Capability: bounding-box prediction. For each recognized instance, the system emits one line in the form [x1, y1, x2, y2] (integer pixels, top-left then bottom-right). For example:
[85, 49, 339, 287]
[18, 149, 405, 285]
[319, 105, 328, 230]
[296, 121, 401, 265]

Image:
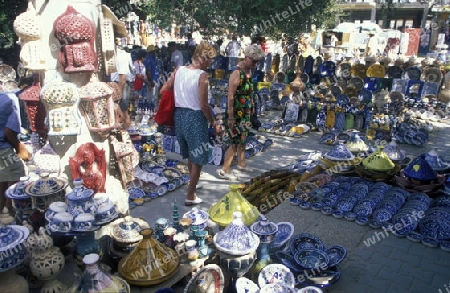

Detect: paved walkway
[127, 111, 450, 292]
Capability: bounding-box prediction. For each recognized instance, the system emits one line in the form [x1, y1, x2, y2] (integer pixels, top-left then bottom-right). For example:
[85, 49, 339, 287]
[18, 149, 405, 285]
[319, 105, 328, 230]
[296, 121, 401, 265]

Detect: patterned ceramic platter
[294, 248, 329, 270]
[236, 277, 259, 293]
[25, 177, 68, 197]
[127, 187, 145, 199]
[295, 266, 341, 288]
[272, 222, 295, 249]
[325, 245, 347, 267]
[184, 264, 225, 293]
[260, 283, 297, 293]
[421, 67, 442, 83]
[183, 208, 209, 226]
[258, 264, 295, 288]
[404, 66, 422, 80]
[274, 251, 303, 273]
[289, 233, 325, 254]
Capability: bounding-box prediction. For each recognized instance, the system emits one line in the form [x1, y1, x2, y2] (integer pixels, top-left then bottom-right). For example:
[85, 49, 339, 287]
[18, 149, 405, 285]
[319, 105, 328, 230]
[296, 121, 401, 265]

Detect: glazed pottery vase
[249, 216, 278, 280]
[195, 230, 209, 258]
[209, 184, 260, 227]
[118, 229, 180, 286]
[66, 253, 130, 293]
[28, 227, 66, 293]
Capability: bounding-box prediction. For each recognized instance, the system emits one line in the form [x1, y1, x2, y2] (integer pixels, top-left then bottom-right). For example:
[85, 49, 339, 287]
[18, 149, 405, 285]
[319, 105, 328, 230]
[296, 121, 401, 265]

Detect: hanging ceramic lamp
[118, 229, 180, 286]
[208, 184, 260, 227]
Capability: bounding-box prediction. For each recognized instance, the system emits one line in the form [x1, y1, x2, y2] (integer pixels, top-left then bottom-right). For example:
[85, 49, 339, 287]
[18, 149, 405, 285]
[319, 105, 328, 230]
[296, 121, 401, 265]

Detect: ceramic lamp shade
[79, 77, 116, 134]
[53, 6, 97, 73]
[17, 82, 47, 135]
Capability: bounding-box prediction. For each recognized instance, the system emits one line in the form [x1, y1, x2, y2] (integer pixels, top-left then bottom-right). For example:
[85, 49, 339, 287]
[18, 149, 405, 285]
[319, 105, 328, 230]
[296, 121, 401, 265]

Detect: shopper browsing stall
[217, 44, 265, 180]
[172, 42, 221, 206]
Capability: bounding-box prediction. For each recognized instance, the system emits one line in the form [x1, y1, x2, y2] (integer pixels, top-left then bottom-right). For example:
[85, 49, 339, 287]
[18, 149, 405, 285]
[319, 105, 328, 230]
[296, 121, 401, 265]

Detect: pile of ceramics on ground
[290, 174, 450, 251]
[130, 158, 190, 207]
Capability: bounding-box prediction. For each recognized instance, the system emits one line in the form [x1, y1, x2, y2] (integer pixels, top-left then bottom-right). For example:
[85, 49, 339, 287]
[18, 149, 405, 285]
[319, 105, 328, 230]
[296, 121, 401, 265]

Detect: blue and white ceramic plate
[299, 201, 311, 210]
[127, 187, 145, 199]
[406, 231, 424, 243]
[259, 284, 297, 293]
[355, 215, 369, 226]
[344, 212, 356, 221]
[294, 248, 329, 270]
[325, 245, 347, 267]
[371, 208, 393, 223]
[295, 266, 341, 288]
[332, 210, 345, 219]
[258, 264, 295, 288]
[236, 277, 259, 293]
[290, 233, 325, 254]
[272, 222, 294, 249]
[422, 236, 439, 248]
[439, 240, 450, 252]
[274, 251, 303, 273]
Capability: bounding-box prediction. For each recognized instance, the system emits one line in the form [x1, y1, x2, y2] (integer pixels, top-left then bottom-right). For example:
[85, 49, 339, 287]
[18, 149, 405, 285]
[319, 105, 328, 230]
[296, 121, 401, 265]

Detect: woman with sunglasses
[217, 44, 264, 180]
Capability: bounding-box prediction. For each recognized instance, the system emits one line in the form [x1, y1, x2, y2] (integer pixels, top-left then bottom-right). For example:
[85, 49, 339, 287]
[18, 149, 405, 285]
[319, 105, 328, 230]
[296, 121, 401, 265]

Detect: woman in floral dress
[218, 44, 265, 180]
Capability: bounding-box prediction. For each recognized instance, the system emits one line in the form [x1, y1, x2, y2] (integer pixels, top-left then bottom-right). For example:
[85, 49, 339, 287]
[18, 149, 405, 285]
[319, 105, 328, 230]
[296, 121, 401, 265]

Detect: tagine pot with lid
[362, 146, 395, 172]
[403, 154, 438, 182]
[209, 184, 260, 227]
[213, 212, 260, 256]
[118, 228, 180, 286]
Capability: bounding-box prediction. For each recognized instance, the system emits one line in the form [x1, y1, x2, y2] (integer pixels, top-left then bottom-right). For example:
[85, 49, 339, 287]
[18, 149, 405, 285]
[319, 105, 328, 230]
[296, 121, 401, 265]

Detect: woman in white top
[171, 42, 222, 206]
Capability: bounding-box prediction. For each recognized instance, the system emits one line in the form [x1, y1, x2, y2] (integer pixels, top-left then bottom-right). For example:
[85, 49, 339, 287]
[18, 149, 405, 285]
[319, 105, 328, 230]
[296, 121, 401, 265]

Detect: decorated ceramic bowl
[294, 248, 329, 270]
[289, 233, 325, 254]
[0, 225, 29, 272]
[236, 277, 259, 293]
[258, 264, 295, 288]
[272, 222, 294, 250]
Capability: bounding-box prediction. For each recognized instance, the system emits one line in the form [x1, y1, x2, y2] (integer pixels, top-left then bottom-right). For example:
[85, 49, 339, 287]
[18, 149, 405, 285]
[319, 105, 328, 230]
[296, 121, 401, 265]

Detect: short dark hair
[168, 41, 176, 47]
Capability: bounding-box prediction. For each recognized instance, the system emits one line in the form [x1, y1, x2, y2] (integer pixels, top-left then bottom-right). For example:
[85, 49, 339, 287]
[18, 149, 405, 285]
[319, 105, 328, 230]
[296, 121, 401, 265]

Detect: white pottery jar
[29, 227, 65, 281]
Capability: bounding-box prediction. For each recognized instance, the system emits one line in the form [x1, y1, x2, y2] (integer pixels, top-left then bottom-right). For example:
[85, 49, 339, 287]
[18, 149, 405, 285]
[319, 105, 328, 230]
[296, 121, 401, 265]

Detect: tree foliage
[132, 0, 339, 39]
[0, 0, 29, 66]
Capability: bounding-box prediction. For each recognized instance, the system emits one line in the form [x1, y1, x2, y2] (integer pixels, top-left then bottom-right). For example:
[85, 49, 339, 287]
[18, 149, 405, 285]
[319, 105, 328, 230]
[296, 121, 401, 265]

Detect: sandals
[237, 165, 255, 173]
[217, 169, 238, 181]
[185, 196, 203, 206]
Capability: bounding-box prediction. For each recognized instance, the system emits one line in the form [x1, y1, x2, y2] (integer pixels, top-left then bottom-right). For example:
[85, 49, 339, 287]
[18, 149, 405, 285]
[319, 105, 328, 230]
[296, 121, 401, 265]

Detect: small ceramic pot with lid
[110, 216, 150, 252]
[66, 179, 95, 218]
[45, 201, 67, 222]
[73, 213, 95, 231]
[49, 212, 73, 232]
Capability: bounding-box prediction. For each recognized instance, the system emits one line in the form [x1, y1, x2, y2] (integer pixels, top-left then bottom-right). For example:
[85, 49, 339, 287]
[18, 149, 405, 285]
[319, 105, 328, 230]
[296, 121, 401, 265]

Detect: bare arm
[198, 72, 214, 125]
[160, 69, 178, 94]
[4, 128, 30, 161]
[227, 70, 240, 127]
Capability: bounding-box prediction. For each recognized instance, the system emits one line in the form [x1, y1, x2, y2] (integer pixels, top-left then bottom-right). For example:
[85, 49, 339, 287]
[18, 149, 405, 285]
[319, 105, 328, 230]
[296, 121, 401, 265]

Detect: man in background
[144, 45, 160, 109]
[168, 41, 184, 70]
[110, 38, 134, 129]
